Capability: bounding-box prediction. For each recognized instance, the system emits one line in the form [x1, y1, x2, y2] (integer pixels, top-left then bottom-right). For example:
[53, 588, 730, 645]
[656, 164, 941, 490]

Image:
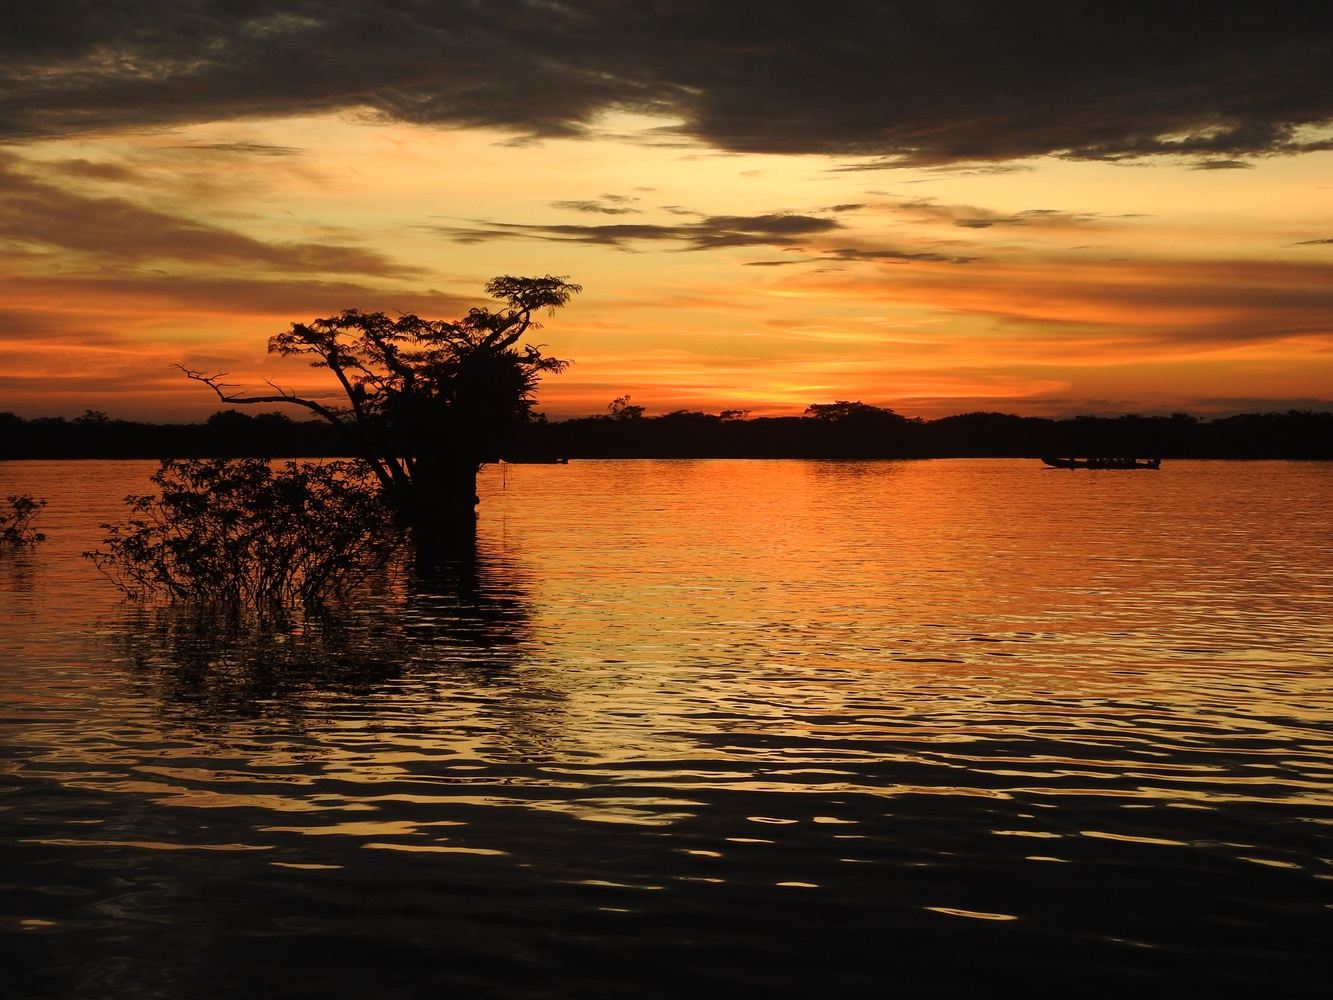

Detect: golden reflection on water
[1, 459, 1331, 993]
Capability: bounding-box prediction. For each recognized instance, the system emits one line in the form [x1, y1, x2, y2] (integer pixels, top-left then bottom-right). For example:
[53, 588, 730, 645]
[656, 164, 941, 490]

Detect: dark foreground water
[2, 459, 1330, 997]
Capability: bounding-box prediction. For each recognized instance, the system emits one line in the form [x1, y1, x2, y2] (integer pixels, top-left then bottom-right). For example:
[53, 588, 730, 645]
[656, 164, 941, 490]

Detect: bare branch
[176, 364, 348, 427]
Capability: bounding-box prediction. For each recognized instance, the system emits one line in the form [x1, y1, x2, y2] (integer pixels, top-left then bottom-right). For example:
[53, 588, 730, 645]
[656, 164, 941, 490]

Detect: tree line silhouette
[6, 404, 1329, 461]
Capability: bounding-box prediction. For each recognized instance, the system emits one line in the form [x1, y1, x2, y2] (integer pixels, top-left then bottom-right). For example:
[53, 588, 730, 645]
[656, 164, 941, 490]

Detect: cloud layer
[3, 2, 1332, 165]
[0, 154, 414, 276]
[430, 212, 841, 251]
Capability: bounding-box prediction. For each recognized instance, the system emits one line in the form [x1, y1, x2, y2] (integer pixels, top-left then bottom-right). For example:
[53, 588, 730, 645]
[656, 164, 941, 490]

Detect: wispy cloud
[0, 155, 418, 277]
[892, 199, 1136, 230]
[0, 270, 471, 319]
[549, 194, 641, 215]
[782, 255, 1333, 352]
[824, 246, 977, 264]
[427, 212, 842, 251]
[168, 142, 302, 156]
[1188, 158, 1253, 171]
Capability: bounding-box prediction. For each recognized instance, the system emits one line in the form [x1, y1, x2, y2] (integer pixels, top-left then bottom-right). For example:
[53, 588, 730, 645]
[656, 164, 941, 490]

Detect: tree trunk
[403, 458, 481, 565]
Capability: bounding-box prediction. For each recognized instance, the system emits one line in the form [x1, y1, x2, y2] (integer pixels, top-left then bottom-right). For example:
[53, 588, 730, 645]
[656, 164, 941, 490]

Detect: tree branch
[175, 365, 349, 428]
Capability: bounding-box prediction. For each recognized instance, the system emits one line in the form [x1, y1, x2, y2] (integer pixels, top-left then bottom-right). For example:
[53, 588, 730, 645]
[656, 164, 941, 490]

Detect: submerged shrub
[86, 458, 400, 612]
[1, 495, 46, 546]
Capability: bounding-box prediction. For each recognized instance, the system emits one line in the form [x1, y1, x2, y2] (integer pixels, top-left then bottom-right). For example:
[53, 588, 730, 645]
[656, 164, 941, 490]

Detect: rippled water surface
[2, 459, 1331, 996]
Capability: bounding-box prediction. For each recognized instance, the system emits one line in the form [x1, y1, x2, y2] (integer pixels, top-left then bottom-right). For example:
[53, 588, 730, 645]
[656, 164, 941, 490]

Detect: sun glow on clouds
[3, 104, 1332, 420]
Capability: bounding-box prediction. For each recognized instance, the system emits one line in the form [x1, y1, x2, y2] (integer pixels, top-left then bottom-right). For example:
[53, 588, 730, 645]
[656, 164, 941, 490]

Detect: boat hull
[1041, 457, 1161, 470]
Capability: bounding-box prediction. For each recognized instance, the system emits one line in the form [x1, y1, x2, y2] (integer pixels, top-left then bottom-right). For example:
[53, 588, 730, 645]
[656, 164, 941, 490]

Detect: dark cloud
[954, 212, 1065, 229]
[743, 243, 976, 266]
[1188, 158, 1253, 170]
[1291, 237, 1333, 246]
[0, 155, 418, 277]
[922, 164, 1037, 177]
[825, 246, 976, 265]
[1, 3, 1330, 165]
[169, 142, 302, 156]
[899, 201, 1108, 230]
[550, 195, 640, 215]
[430, 199, 982, 264]
[428, 213, 841, 251]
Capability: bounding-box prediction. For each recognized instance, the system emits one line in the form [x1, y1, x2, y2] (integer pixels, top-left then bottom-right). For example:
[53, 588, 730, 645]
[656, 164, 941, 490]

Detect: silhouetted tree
[181, 276, 580, 545]
[607, 394, 646, 420]
[801, 400, 919, 457]
[804, 400, 900, 422]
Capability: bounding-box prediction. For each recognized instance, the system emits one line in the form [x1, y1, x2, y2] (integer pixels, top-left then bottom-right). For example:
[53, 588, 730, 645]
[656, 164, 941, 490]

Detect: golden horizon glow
[3, 109, 1332, 422]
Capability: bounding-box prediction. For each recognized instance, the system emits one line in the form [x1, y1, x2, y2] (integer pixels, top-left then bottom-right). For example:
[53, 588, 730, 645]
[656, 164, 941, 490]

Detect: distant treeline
[0, 410, 346, 460]
[3, 404, 1331, 461]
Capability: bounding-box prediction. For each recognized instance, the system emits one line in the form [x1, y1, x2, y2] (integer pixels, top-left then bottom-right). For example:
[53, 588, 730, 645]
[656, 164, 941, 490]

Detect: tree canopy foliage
[606, 394, 645, 421]
[183, 275, 580, 531]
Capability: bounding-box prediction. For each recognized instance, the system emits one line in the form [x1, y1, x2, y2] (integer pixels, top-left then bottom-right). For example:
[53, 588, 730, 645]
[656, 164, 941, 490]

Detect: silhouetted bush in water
[86, 458, 400, 614]
[1, 495, 46, 546]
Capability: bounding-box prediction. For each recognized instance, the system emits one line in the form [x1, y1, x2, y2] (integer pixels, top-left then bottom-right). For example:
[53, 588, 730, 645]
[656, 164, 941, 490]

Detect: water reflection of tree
[0, 545, 39, 593]
[111, 544, 573, 755]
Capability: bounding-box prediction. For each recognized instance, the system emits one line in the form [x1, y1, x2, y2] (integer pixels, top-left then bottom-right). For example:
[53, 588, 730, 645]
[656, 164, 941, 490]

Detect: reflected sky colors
[2, 4, 1332, 420]
[2, 458, 1330, 993]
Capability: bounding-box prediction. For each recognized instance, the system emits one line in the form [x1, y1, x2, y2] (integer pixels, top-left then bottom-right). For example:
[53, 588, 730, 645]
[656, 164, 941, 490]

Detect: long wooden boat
[1041, 456, 1161, 470]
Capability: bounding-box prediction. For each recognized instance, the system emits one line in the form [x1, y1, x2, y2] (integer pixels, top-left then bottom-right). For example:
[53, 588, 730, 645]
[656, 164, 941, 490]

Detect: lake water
[2, 459, 1330, 996]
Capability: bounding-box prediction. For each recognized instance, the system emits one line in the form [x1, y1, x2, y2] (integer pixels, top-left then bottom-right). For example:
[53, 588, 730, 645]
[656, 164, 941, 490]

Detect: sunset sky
[3, 2, 1332, 421]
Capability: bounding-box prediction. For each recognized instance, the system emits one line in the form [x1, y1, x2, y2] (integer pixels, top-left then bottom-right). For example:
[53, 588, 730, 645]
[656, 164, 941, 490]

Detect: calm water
[2, 459, 1330, 996]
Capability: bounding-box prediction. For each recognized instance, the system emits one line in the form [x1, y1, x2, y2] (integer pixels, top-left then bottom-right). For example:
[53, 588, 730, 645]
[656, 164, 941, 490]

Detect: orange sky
[3, 6, 1332, 421]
